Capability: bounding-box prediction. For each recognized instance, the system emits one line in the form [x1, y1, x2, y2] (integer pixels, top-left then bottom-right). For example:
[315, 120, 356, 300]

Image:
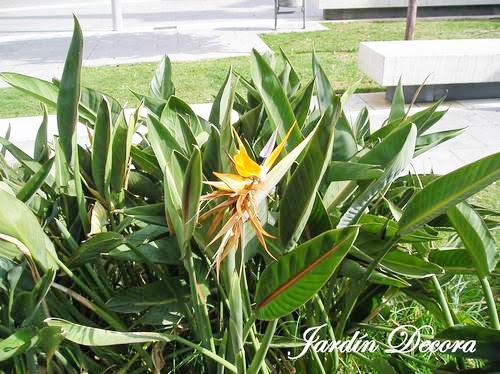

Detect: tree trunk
[405, 0, 418, 40]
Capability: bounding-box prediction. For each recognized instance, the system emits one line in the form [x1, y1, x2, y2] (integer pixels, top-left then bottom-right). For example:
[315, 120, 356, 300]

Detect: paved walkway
[0, 0, 325, 88]
[1, 93, 498, 175]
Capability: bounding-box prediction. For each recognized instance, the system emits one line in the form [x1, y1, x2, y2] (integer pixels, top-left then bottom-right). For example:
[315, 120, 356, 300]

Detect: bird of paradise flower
[200, 125, 317, 276]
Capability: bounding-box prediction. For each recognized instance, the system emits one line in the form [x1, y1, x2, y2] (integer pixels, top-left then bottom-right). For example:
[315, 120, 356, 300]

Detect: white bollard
[111, 0, 123, 31]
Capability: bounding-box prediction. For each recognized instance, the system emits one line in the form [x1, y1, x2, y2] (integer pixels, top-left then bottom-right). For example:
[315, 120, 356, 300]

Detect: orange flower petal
[263, 124, 295, 170]
[213, 172, 251, 192]
[232, 127, 262, 178]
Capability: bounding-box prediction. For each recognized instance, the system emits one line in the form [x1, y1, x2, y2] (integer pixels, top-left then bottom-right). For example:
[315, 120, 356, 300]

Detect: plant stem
[183, 243, 216, 353]
[166, 334, 237, 373]
[247, 319, 278, 374]
[314, 295, 339, 371]
[480, 275, 500, 330]
[431, 275, 454, 327]
[335, 235, 399, 337]
[431, 274, 466, 370]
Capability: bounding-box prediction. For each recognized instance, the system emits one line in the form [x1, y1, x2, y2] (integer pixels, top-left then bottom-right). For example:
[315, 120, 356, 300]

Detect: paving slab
[0, 0, 326, 88]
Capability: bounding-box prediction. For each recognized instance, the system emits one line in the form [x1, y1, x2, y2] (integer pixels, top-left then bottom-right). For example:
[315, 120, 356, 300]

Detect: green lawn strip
[1, 19, 499, 119]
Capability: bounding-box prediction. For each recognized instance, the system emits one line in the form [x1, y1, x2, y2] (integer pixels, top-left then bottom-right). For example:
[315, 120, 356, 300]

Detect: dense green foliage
[0, 18, 499, 373]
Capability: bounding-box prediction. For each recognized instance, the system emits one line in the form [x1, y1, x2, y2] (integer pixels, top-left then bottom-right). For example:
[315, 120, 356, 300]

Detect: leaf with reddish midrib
[254, 226, 358, 320]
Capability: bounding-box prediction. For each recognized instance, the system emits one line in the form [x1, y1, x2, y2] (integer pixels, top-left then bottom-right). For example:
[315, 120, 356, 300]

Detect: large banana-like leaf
[414, 128, 465, 157]
[16, 157, 54, 202]
[279, 98, 341, 248]
[46, 319, 165, 345]
[0, 73, 58, 107]
[91, 97, 112, 197]
[398, 152, 500, 236]
[57, 16, 83, 162]
[381, 251, 444, 278]
[149, 55, 175, 100]
[291, 79, 314, 129]
[0, 189, 59, 271]
[254, 226, 358, 320]
[387, 79, 405, 123]
[146, 115, 182, 171]
[312, 52, 357, 161]
[447, 202, 498, 277]
[436, 325, 500, 361]
[325, 161, 383, 182]
[429, 248, 475, 274]
[182, 148, 202, 245]
[163, 155, 185, 249]
[338, 123, 417, 227]
[250, 49, 302, 147]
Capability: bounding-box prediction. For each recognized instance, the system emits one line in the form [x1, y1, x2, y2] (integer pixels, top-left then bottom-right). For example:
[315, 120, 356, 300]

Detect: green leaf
[45, 319, 166, 346]
[381, 251, 444, 278]
[0, 137, 33, 164]
[163, 156, 184, 248]
[436, 325, 500, 360]
[398, 152, 500, 236]
[106, 280, 188, 313]
[110, 110, 134, 196]
[255, 226, 359, 320]
[130, 146, 163, 180]
[57, 16, 83, 161]
[447, 202, 498, 277]
[34, 105, 49, 163]
[247, 320, 278, 374]
[326, 161, 383, 182]
[106, 237, 181, 264]
[332, 113, 357, 161]
[415, 128, 465, 157]
[429, 248, 475, 274]
[0, 189, 59, 271]
[353, 107, 370, 145]
[123, 203, 166, 226]
[0, 73, 58, 107]
[339, 259, 410, 288]
[312, 51, 333, 114]
[338, 123, 417, 227]
[131, 90, 166, 117]
[72, 137, 90, 233]
[250, 49, 301, 147]
[291, 79, 314, 129]
[280, 98, 342, 248]
[182, 148, 202, 246]
[388, 78, 405, 123]
[92, 97, 112, 197]
[279, 48, 300, 97]
[215, 68, 237, 171]
[0, 328, 38, 362]
[311, 52, 357, 161]
[69, 232, 124, 267]
[146, 115, 183, 171]
[16, 157, 54, 202]
[149, 55, 175, 100]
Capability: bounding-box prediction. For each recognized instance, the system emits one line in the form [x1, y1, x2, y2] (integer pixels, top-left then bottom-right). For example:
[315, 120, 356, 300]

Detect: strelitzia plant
[0, 17, 499, 374]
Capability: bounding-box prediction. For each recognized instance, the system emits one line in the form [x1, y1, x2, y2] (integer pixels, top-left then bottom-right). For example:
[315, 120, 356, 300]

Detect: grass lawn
[1, 19, 500, 119]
